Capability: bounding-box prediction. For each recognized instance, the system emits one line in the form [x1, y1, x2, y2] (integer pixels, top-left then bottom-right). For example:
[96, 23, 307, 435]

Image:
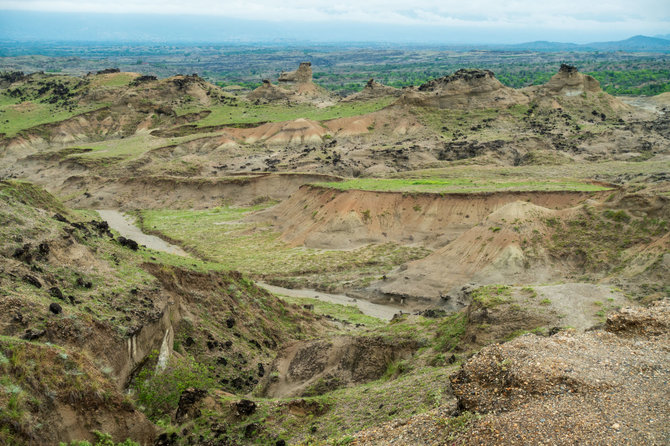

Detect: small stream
[97, 210, 190, 257]
[258, 283, 400, 321]
[98, 209, 400, 321]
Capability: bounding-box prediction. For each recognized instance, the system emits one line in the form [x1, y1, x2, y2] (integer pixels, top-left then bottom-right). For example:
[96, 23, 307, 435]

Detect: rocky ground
[354, 301, 670, 445]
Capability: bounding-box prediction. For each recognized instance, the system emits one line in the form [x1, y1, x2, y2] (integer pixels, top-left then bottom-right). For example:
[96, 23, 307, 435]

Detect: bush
[434, 312, 468, 352]
[59, 431, 139, 446]
[603, 209, 630, 223]
[133, 352, 215, 421]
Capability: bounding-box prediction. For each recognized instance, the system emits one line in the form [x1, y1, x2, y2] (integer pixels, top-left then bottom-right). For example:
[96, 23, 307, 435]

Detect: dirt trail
[258, 283, 400, 321]
[97, 209, 190, 257]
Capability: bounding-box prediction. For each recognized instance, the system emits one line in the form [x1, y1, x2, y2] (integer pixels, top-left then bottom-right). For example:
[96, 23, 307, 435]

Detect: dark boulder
[49, 287, 64, 300]
[52, 213, 69, 223]
[13, 244, 32, 263]
[118, 237, 139, 251]
[235, 399, 257, 416]
[225, 318, 235, 328]
[244, 423, 260, 438]
[154, 432, 179, 446]
[418, 308, 447, 318]
[23, 274, 42, 288]
[21, 328, 45, 340]
[96, 68, 120, 74]
[49, 302, 62, 315]
[75, 277, 93, 289]
[559, 63, 578, 74]
[175, 388, 208, 423]
[130, 75, 158, 86]
[38, 243, 50, 257]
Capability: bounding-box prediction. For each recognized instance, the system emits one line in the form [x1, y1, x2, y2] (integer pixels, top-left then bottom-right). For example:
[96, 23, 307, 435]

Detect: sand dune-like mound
[397, 69, 530, 109]
[375, 201, 558, 303]
[255, 186, 605, 252]
[228, 118, 328, 144]
[248, 79, 291, 102]
[323, 107, 422, 137]
[526, 64, 631, 112]
[342, 78, 402, 102]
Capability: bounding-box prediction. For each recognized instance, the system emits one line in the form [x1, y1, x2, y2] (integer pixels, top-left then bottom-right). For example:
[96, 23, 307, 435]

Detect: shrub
[603, 209, 630, 223]
[59, 431, 140, 446]
[434, 312, 468, 352]
[133, 352, 215, 421]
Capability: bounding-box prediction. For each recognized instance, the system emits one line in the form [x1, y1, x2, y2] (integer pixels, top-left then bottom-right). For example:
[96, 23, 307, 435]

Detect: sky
[0, 0, 669, 43]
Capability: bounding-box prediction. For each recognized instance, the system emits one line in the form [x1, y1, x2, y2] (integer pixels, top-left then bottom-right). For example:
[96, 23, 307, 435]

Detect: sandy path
[97, 209, 190, 257]
[258, 282, 400, 321]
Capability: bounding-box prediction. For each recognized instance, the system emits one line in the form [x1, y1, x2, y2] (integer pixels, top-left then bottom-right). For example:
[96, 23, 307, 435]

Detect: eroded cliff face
[278, 62, 313, 84]
[249, 62, 335, 104]
[398, 68, 531, 109]
[543, 63, 602, 96]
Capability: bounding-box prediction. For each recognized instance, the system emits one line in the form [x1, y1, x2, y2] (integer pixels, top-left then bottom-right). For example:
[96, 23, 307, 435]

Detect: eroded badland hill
[0, 61, 668, 445]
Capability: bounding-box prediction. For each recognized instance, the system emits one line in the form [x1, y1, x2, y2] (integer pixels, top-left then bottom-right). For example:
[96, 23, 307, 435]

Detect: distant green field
[72, 130, 223, 160]
[316, 178, 612, 193]
[88, 73, 137, 88]
[0, 96, 107, 137]
[179, 96, 396, 127]
[393, 160, 669, 184]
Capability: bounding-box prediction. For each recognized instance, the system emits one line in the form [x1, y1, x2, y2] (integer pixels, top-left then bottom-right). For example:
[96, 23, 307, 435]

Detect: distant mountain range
[502, 35, 670, 52]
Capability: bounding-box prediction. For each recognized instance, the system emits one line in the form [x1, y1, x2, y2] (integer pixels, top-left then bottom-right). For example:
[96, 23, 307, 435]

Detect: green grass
[88, 73, 137, 88]
[433, 312, 468, 352]
[137, 206, 431, 291]
[277, 295, 385, 328]
[178, 96, 395, 127]
[471, 285, 512, 308]
[392, 160, 669, 187]
[0, 337, 130, 444]
[315, 178, 610, 194]
[544, 205, 668, 291]
[198, 364, 457, 445]
[0, 97, 107, 137]
[70, 130, 223, 160]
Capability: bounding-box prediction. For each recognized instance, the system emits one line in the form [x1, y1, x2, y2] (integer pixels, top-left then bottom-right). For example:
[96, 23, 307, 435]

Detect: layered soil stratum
[0, 63, 668, 445]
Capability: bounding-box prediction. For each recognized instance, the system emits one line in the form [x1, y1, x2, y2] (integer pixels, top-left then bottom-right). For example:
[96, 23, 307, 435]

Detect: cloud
[0, 0, 668, 38]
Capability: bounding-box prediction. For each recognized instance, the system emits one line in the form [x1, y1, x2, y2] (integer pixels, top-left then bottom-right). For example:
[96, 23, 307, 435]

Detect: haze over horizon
[0, 0, 669, 44]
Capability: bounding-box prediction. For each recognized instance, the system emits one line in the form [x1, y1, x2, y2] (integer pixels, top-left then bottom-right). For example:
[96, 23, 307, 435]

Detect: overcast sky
[1, 0, 669, 43]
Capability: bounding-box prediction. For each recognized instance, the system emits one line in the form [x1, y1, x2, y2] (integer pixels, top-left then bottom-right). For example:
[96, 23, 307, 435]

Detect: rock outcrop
[397, 68, 530, 109]
[260, 336, 416, 397]
[525, 64, 631, 112]
[541, 63, 601, 96]
[248, 62, 335, 104]
[342, 78, 402, 102]
[247, 79, 290, 102]
[278, 62, 313, 84]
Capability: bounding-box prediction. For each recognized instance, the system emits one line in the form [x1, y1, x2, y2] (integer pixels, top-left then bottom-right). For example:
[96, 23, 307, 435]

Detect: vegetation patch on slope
[315, 178, 611, 194]
[137, 206, 430, 292]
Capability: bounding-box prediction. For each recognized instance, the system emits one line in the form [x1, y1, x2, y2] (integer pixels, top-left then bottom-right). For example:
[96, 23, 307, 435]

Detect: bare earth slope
[354, 300, 670, 445]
